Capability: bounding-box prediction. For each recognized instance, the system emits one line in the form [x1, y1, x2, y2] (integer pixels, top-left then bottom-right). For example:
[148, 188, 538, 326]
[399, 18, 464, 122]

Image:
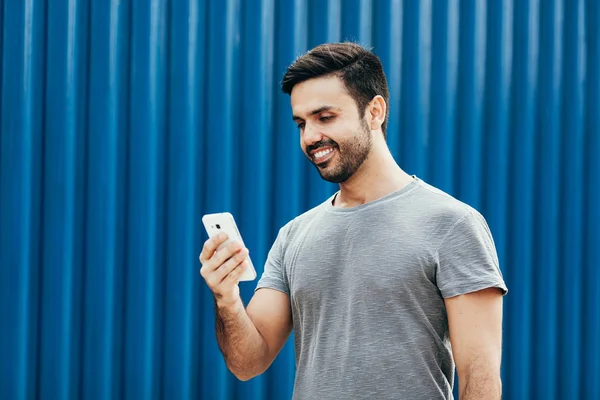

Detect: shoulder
[410, 179, 490, 244]
[273, 198, 331, 244]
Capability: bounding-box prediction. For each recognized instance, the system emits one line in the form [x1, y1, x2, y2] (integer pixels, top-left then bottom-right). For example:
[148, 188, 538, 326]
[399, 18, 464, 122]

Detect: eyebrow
[292, 105, 340, 121]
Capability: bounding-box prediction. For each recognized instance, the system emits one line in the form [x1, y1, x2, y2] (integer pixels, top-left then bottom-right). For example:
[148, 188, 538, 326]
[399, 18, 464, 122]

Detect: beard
[305, 118, 373, 183]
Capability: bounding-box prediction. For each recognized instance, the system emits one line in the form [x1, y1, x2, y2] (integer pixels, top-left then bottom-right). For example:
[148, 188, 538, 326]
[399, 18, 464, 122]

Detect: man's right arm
[200, 234, 292, 381]
[214, 288, 292, 380]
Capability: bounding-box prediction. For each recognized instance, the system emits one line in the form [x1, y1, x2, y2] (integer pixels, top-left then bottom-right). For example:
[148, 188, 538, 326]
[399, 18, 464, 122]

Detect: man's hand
[199, 233, 250, 307]
[198, 234, 293, 381]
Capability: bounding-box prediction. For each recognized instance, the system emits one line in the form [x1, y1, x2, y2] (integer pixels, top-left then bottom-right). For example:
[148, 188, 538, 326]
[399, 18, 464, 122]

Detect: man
[199, 42, 507, 399]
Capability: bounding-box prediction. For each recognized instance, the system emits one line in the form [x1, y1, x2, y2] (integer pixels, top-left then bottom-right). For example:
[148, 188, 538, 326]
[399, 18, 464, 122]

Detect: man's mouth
[311, 147, 335, 164]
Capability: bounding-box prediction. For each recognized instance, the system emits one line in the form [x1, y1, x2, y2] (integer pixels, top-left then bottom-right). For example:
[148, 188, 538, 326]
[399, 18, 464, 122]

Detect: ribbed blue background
[1, 0, 599, 399]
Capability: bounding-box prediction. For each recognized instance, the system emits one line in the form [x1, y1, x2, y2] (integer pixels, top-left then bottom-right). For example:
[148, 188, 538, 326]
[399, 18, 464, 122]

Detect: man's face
[291, 76, 372, 183]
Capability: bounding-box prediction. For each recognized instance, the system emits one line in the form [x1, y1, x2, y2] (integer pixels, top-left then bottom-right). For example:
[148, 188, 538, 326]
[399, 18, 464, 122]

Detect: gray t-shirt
[256, 177, 508, 399]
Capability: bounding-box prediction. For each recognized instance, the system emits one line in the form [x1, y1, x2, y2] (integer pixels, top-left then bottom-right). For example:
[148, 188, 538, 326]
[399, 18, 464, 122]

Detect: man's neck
[333, 145, 414, 208]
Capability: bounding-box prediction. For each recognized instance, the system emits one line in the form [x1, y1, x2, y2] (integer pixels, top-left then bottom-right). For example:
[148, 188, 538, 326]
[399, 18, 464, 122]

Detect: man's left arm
[445, 287, 504, 400]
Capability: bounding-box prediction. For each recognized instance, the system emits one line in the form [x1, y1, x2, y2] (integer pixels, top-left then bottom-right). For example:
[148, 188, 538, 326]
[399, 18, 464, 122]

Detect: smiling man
[199, 42, 508, 400]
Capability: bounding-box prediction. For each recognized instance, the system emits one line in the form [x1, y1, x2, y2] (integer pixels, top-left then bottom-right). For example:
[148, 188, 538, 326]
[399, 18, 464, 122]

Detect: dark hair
[281, 42, 390, 138]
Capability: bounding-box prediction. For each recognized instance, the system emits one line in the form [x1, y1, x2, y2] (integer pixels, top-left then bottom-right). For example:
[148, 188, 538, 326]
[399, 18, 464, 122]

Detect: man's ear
[367, 95, 387, 131]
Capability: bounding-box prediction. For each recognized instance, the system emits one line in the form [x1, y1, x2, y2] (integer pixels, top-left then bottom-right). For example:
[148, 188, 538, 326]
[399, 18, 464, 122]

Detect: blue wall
[1, 0, 599, 399]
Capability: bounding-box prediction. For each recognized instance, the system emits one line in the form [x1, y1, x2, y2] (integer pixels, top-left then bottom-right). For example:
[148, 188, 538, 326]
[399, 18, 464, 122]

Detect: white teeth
[315, 149, 333, 158]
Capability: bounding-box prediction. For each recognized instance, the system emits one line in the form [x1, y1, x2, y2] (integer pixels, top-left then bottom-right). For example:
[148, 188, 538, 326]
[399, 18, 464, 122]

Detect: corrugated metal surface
[1, 0, 599, 399]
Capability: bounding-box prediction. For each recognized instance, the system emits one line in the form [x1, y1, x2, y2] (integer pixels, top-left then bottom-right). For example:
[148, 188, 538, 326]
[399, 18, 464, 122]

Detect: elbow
[457, 366, 502, 399]
[224, 340, 272, 381]
[232, 370, 257, 382]
[227, 363, 266, 382]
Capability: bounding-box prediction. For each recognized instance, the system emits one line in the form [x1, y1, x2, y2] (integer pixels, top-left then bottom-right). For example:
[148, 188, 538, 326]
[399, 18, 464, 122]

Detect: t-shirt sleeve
[435, 210, 508, 298]
[254, 226, 290, 296]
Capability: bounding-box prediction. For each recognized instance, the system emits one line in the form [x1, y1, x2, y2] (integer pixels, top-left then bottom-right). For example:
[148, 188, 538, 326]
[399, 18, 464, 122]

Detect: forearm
[214, 297, 269, 380]
[459, 370, 502, 400]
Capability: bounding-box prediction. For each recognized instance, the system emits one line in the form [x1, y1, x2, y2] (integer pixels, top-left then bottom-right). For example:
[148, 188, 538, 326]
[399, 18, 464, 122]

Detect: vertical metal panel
[372, 0, 403, 160]
[84, 0, 113, 397]
[162, 0, 205, 398]
[83, 2, 130, 400]
[202, 0, 241, 398]
[481, 0, 510, 271]
[505, 1, 538, 398]
[0, 1, 44, 399]
[429, 0, 454, 191]
[40, 0, 88, 398]
[124, 0, 167, 398]
[400, 0, 426, 175]
[583, 4, 600, 400]
[455, 0, 486, 208]
[1, 1, 599, 399]
[532, 1, 561, 398]
[559, 1, 585, 398]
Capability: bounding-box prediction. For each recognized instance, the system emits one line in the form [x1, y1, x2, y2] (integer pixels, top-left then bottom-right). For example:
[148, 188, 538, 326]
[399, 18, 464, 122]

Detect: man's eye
[320, 116, 333, 122]
[297, 123, 305, 130]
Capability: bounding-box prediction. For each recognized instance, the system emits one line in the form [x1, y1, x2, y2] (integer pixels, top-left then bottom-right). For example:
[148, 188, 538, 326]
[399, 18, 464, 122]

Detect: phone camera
[216, 224, 221, 229]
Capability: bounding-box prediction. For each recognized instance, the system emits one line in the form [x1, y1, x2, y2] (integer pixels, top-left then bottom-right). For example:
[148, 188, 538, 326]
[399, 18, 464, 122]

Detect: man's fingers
[213, 248, 248, 283]
[200, 241, 247, 288]
[199, 233, 229, 264]
[198, 233, 248, 306]
[211, 240, 244, 268]
[224, 261, 249, 284]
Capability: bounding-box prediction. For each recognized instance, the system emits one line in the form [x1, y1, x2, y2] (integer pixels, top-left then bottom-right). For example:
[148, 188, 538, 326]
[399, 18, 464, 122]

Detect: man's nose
[303, 123, 323, 145]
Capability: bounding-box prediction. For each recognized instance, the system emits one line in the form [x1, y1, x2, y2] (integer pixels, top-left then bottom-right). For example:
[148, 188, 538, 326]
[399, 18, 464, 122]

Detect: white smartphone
[201, 212, 257, 282]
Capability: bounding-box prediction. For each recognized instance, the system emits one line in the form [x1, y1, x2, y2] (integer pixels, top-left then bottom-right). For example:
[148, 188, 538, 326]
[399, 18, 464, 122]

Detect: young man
[199, 42, 508, 399]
